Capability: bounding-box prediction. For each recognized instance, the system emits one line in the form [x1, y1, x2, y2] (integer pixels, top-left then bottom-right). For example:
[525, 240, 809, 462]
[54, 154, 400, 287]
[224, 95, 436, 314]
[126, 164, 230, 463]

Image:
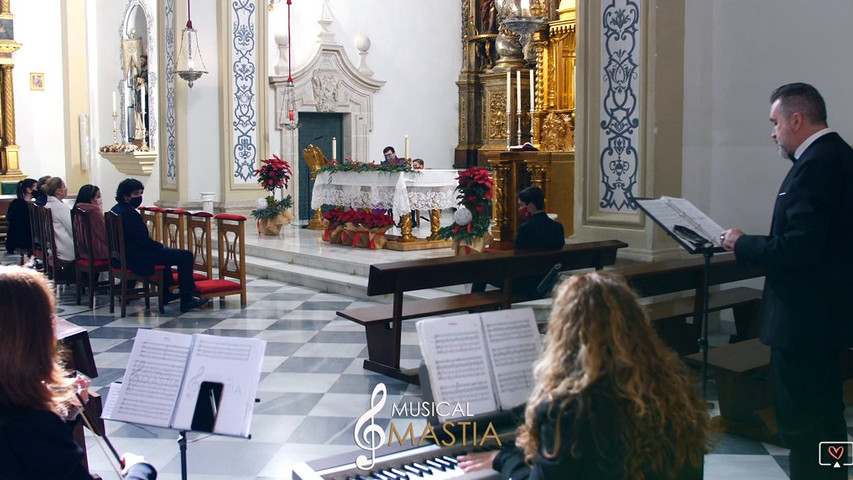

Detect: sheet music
[481, 309, 542, 410]
[171, 334, 266, 437]
[637, 197, 725, 248]
[416, 314, 498, 419]
[100, 382, 122, 420]
[110, 329, 192, 428]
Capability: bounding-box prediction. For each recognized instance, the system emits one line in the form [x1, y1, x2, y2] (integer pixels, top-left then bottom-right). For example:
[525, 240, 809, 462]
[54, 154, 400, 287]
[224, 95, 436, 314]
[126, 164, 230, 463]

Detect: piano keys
[291, 432, 511, 480]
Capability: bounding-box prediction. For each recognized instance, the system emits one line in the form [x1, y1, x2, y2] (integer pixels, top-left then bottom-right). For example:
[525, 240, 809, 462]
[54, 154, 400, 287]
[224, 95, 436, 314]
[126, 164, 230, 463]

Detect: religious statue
[133, 55, 149, 146]
[480, 0, 497, 34]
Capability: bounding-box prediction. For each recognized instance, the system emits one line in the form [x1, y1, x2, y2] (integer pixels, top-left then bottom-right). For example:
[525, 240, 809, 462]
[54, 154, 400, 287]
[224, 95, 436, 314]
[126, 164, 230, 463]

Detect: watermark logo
[353, 383, 387, 470]
[819, 441, 853, 468]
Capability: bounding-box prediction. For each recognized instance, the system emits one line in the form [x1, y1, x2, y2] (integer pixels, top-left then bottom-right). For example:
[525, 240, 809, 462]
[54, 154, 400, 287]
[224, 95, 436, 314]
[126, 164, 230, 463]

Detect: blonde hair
[42, 177, 65, 197]
[0, 267, 76, 416]
[515, 272, 710, 479]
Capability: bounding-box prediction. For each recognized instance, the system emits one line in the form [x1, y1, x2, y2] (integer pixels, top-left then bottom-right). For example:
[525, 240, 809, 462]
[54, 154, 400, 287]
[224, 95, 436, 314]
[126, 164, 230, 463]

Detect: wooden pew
[616, 254, 765, 354]
[338, 240, 627, 383]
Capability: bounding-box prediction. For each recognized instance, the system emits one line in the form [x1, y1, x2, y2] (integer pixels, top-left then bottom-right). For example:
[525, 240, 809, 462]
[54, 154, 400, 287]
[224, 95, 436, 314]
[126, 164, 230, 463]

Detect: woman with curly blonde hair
[459, 271, 710, 479]
[0, 266, 156, 479]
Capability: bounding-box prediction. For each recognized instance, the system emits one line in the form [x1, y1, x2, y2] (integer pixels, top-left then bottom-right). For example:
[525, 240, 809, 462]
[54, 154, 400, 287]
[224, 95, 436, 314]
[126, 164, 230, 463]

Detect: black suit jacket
[515, 212, 565, 250]
[0, 407, 156, 480]
[735, 132, 853, 350]
[110, 202, 164, 276]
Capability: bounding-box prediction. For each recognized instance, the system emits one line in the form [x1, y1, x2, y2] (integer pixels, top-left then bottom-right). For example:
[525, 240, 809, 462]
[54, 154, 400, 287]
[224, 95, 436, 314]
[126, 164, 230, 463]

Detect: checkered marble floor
[39, 275, 846, 480]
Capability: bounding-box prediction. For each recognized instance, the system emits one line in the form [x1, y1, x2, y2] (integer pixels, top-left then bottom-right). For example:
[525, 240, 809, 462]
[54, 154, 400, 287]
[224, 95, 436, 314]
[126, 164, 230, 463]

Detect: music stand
[636, 198, 726, 403]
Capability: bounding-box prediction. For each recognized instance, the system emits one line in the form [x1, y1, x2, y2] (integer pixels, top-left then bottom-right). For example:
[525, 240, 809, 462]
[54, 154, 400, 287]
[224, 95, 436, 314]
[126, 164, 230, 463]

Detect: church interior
[2, 0, 853, 478]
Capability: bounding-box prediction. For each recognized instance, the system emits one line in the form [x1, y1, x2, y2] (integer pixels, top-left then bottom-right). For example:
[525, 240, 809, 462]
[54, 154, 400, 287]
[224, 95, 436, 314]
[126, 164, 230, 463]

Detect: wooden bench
[338, 240, 628, 383]
[616, 254, 766, 355]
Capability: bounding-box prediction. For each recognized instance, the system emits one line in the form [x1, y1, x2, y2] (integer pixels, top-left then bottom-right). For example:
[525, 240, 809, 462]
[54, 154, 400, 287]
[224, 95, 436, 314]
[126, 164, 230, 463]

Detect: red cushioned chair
[72, 208, 109, 308]
[162, 208, 188, 250]
[139, 206, 163, 242]
[41, 207, 75, 287]
[186, 211, 214, 282]
[193, 213, 247, 307]
[105, 212, 165, 318]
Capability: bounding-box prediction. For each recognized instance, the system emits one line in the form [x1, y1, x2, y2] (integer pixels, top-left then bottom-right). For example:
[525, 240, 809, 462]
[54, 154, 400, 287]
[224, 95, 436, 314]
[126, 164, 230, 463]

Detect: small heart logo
[829, 445, 845, 461]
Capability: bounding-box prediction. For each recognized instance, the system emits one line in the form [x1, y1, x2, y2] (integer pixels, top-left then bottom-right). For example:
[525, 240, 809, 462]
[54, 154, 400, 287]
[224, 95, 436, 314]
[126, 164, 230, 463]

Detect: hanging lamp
[280, 0, 299, 130]
[174, 0, 208, 88]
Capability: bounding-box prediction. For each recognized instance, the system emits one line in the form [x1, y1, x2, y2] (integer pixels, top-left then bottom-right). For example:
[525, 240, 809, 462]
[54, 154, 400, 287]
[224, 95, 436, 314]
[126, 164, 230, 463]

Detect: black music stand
[636, 198, 725, 403]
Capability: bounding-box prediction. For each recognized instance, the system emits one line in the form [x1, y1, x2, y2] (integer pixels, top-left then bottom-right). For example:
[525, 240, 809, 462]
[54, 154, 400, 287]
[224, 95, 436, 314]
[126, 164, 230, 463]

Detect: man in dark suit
[472, 186, 565, 297]
[110, 178, 208, 312]
[722, 83, 853, 480]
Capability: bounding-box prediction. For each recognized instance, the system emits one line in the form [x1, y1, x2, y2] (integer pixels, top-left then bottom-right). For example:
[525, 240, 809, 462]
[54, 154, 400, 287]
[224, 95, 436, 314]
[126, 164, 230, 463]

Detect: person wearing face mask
[42, 177, 75, 262]
[72, 184, 109, 261]
[109, 178, 208, 312]
[5, 178, 37, 257]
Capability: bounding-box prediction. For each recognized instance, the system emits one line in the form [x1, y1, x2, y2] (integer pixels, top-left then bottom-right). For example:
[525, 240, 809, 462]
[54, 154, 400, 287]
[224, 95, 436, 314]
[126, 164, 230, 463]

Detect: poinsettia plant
[317, 157, 415, 175]
[251, 155, 294, 220]
[433, 167, 494, 244]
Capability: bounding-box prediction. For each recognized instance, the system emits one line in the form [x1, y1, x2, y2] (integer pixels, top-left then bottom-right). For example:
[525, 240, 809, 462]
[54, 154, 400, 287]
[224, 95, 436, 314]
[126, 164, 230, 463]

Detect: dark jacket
[110, 201, 164, 276]
[494, 387, 702, 480]
[734, 132, 853, 350]
[514, 212, 565, 250]
[0, 407, 156, 480]
[5, 199, 31, 254]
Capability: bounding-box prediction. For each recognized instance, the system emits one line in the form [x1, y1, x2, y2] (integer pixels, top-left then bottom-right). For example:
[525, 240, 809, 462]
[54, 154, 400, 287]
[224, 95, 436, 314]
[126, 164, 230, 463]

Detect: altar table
[310, 169, 458, 242]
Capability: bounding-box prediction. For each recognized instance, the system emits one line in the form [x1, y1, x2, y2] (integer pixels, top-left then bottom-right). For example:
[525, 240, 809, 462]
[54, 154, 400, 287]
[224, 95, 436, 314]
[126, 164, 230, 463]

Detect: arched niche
[118, 0, 157, 152]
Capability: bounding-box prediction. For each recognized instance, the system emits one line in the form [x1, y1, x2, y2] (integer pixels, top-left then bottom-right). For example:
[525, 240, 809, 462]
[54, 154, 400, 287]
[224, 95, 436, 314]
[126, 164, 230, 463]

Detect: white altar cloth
[310, 169, 458, 216]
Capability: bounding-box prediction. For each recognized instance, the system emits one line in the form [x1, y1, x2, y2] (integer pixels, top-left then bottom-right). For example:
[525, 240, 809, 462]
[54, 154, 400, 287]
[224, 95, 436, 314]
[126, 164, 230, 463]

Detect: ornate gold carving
[460, 96, 467, 142]
[489, 92, 508, 140]
[2, 64, 14, 145]
[303, 144, 330, 230]
[0, 1, 9, 15]
[540, 112, 574, 152]
[430, 209, 441, 237]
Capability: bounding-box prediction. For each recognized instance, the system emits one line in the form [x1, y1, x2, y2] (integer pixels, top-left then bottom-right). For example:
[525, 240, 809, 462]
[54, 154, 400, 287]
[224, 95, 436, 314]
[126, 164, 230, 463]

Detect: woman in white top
[42, 177, 74, 261]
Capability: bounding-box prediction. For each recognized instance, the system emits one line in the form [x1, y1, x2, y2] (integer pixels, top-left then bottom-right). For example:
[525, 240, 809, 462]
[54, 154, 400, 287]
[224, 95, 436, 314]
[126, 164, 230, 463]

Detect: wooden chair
[26, 202, 45, 272]
[139, 206, 163, 242]
[72, 208, 109, 308]
[162, 208, 188, 249]
[105, 212, 165, 318]
[41, 207, 75, 287]
[187, 211, 214, 281]
[193, 214, 247, 307]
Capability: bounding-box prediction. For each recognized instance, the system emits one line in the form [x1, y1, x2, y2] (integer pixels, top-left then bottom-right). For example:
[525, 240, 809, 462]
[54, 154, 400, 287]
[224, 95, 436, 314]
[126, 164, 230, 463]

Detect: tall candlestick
[516, 70, 522, 111]
[112, 91, 117, 115]
[404, 135, 410, 159]
[506, 70, 511, 109]
[332, 137, 337, 161]
[529, 69, 535, 111]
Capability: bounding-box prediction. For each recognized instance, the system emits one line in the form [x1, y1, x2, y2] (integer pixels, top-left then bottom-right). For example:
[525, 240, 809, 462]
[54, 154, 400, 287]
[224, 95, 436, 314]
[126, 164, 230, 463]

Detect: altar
[310, 169, 459, 250]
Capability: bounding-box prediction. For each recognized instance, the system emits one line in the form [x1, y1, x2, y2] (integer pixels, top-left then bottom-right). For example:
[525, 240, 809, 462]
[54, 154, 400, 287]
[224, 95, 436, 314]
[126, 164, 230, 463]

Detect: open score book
[416, 308, 542, 420]
[636, 196, 726, 253]
[102, 329, 266, 438]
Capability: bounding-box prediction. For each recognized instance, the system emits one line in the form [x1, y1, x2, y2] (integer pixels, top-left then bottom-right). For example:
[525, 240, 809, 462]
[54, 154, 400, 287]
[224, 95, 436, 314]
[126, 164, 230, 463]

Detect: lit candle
[506, 70, 511, 110]
[529, 69, 535, 111]
[332, 137, 337, 161]
[404, 135, 410, 159]
[112, 91, 117, 115]
[187, 57, 195, 71]
[516, 70, 522, 111]
[141, 87, 146, 115]
[288, 110, 294, 121]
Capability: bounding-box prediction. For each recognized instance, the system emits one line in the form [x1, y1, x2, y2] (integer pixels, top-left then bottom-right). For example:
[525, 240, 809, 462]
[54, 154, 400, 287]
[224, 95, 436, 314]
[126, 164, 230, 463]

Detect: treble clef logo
[354, 383, 387, 470]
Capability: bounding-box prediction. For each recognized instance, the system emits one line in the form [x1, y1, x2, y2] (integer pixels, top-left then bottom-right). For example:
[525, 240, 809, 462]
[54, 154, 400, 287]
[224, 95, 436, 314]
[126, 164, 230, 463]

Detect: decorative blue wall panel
[165, 0, 176, 184]
[599, 0, 640, 211]
[232, 0, 257, 183]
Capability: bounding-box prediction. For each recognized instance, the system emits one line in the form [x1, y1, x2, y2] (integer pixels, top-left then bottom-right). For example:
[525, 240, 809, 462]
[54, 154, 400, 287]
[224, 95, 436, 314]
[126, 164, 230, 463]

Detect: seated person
[33, 175, 51, 206]
[472, 186, 564, 297]
[42, 177, 75, 261]
[381, 146, 406, 167]
[5, 178, 37, 256]
[73, 184, 109, 260]
[412, 158, 424, 169]
[0, 266, 157, 479]
[110, 178, 208, 312]
[459, 272, 709, 480]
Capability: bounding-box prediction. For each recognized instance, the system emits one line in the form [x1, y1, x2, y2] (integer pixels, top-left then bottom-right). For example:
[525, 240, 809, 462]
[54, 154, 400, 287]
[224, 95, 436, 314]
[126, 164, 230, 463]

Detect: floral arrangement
[433, 167, 494, 244]
[251, 155, 293, 220]
[321, 208, 395, 249]
[317, 158, 414, 175]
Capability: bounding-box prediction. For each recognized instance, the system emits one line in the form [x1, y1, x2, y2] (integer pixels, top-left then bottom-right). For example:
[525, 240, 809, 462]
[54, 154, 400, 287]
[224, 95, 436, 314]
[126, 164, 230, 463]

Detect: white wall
[683, 0, 853, 236]
[13, 1, 66, 181]
[267, 0, 462, 168]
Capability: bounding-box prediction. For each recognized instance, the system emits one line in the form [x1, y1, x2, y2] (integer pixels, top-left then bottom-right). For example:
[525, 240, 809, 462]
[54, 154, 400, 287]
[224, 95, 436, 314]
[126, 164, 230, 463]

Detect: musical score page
[637, 196, 725, 250]
[481, 309, 542, 410]
[416, 314, 498, 419]
[108, 329, 191, 428]
[171, 334, 266, 437]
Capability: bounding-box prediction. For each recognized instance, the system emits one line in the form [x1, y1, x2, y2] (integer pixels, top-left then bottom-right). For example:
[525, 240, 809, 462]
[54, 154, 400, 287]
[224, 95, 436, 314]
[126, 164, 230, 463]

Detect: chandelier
[174, 0, 208, 88]
[279, 0, 298, 130]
